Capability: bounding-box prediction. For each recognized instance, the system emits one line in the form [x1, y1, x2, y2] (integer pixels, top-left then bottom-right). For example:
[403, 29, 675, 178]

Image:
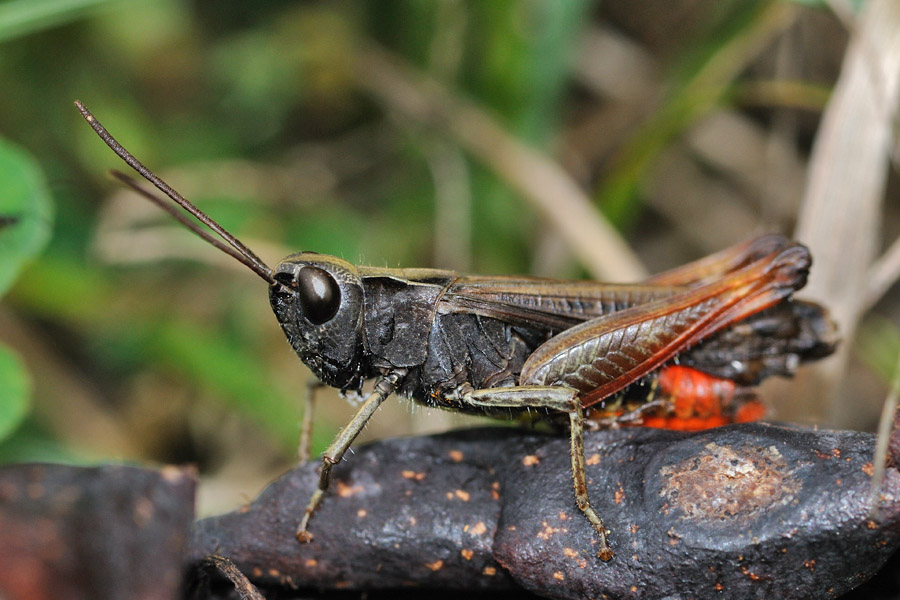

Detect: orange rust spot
[614, 483, 625, 505]
[483, 566, 497, 576]
[740, 566, 762, 581]
[586, 453, 601, 466]
[402, 470, 426, 481]
[537, 521, 566, 540]
[715, 582, 724, 591]
[268, 568, 281, 577]
[563, 548, 578, 558]
[630, 524, 639, 534]
[425, 560, 444, 571]
[336, 481, 364, 498]
[252, 567, 263, 577]
[835, 479, 842, 486]
[558, 511, 570, 520]
[461, 549, 474, 561]
[491, 482, 500, 500]
[304, 559, 318, 568]
[470, 521, 487, 535]
[449, 450, 464, 462]
[455, 489, 471, 501]
[523, 455, 540, 466]
[553, 571, 565, 581]
[631, 585, 638, 593]
[357, 509, 367, 518]
[445, 492, 454, 500]
[804, 559, 815, 572]
[863, 462, 875, 476]
[867, 520, 878, 530]
[832, 449, 841, 458]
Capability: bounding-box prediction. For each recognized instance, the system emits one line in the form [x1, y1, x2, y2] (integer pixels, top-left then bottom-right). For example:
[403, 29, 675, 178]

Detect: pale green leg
[296, 373, 402, 543]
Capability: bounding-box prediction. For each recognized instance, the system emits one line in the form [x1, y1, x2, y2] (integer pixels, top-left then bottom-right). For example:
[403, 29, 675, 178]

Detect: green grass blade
[0, 139, 53, 296]
[0, 345, 30, 442]
[0, 0, 127, 43]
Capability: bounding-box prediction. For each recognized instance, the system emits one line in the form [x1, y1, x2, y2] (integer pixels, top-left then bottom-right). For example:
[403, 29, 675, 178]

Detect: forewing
[438, 277, 686, 332]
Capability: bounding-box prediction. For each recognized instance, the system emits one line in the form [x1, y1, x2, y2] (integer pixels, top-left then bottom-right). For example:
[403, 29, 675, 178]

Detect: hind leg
[449, 385, 613, 561]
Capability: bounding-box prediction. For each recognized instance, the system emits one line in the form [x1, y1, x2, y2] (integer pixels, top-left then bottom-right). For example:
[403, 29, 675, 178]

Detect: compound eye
[296, 266, 341, 324]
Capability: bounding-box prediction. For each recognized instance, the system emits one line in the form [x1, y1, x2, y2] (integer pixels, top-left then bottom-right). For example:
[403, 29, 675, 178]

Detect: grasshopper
[75, 101, 835, 561]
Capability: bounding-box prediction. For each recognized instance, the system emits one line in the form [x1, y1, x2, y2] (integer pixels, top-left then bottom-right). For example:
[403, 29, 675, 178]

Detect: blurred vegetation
[0, 0, 897, 513]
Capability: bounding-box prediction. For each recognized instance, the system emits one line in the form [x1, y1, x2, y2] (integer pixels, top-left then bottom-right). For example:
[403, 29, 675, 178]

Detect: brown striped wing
[436, 234, 795, 334]
[518, 243, 811, 408]
[438, 278, 685, 331]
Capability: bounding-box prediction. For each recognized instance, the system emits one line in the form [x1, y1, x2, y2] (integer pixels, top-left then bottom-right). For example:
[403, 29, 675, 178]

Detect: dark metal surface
[0, 424, 895, 599]
[189, 423, 900, 599]
[0, 463, 196, 600]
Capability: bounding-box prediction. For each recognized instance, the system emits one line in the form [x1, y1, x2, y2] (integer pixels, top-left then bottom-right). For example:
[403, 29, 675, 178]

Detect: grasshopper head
[269, 253, 365, 390]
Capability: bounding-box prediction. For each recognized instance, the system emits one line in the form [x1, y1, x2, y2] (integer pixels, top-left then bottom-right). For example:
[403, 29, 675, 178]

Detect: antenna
[74, 100, 275, 285]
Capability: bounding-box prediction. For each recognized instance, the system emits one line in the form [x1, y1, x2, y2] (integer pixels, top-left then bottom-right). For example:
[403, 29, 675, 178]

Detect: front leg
[450, 385, 613, 561]
[296, 370, 404, 543]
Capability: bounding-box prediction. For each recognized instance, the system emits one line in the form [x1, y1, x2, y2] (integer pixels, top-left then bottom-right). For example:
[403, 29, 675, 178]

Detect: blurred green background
[0, 0, 896, 514]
